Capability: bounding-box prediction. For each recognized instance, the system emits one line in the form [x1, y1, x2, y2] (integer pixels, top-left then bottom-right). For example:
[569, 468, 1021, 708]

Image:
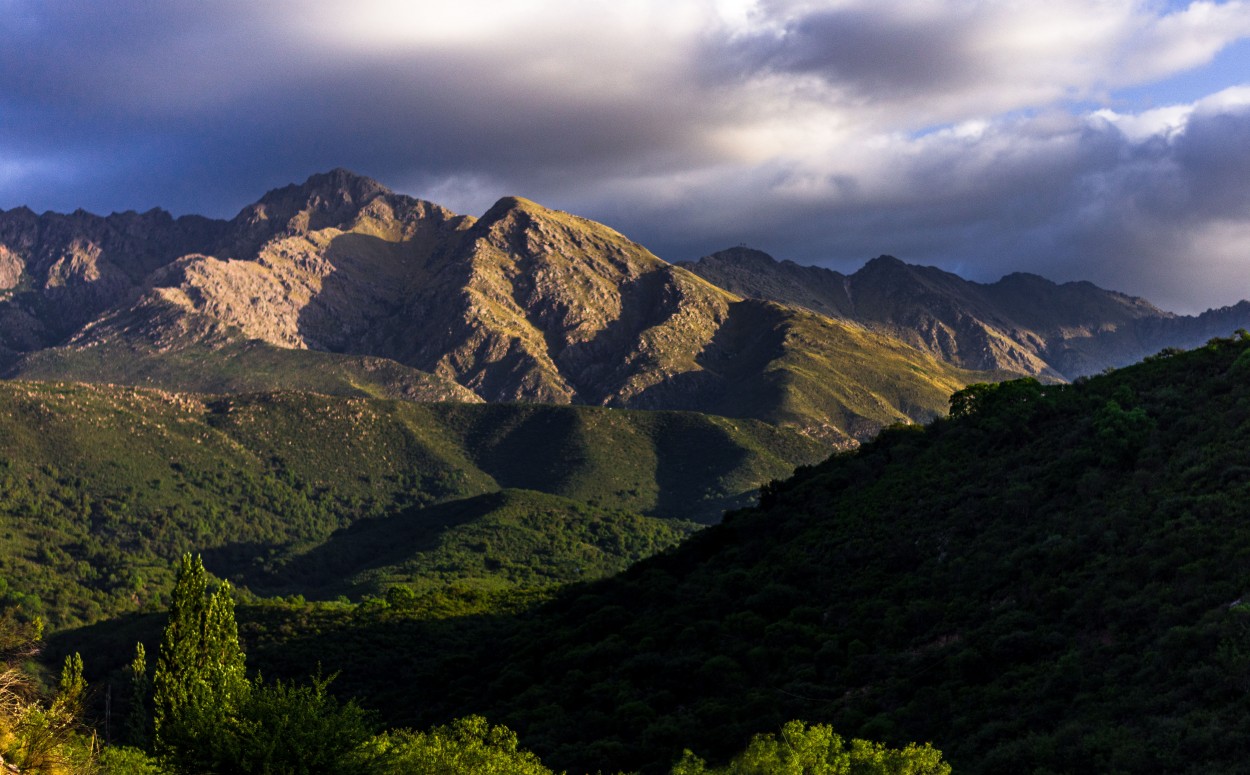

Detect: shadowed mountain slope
[0, 205, 226, 368]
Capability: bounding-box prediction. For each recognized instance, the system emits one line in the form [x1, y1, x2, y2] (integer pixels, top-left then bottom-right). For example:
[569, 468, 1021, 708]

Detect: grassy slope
[0, 381, 823, 627]
[206, 395, 823, 523]
[234, 334, 1250, 775]
[706, 301, 1002, 441]
[9, 339, 480, 403]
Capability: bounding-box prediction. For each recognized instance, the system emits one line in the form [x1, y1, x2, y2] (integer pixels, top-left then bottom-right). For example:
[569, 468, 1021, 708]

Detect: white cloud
[1193, 83, 1250, 111]
[724, 0, 1250, 126]
[1124, 0, 1250, 81]
[1090, 105, 1193, 141]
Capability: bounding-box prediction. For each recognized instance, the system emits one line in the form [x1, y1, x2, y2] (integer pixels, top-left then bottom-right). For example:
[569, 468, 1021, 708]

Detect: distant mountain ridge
[0, 204, 225, 360]
[682, 247, 1250, 379]
[0, 170, 994, 444]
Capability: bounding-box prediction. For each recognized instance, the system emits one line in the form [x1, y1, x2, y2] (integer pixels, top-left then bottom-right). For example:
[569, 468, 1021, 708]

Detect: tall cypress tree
[151, 554, 249, 771]
[125, 642, 150, 747]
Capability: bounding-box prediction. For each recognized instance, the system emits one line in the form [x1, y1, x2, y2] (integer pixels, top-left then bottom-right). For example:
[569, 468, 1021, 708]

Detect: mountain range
[3, 169, 1248, 445]
[683, 247, 1250, 379]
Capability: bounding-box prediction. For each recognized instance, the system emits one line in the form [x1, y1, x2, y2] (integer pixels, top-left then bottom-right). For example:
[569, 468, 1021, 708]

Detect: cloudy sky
[2, 0, 1250, 312]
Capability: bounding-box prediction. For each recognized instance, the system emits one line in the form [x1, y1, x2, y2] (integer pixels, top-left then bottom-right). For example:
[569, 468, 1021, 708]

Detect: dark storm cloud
[1173, 108, 1250, 216]
[1046, 103, 1250, 311]
[0, 0, 718, 216]
[723, 6, 973, 98]
[595, 102, 1250, 313]
[0, 0, 1248, 312]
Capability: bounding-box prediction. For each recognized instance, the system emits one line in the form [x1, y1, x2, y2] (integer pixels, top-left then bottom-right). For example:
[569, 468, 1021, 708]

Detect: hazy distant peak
[681, 247, 1250, 379]
[995, 270, 1052, 285]
[853, 255, 942, 282]
[851, 255, 959, 291]
[105, 207, 176, 226]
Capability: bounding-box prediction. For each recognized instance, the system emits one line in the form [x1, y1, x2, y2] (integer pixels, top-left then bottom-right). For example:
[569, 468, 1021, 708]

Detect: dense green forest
[0, 383, 821, 626]
[0, 556, 950, 774]
[191, 332, 1250, 774]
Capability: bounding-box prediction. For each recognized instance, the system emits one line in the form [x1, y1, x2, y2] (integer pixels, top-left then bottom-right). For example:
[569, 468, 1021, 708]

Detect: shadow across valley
[232, 494, 501, 598]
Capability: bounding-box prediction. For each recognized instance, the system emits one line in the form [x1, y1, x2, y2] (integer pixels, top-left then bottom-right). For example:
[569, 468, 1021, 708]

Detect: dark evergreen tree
[124, 643, 151, 748]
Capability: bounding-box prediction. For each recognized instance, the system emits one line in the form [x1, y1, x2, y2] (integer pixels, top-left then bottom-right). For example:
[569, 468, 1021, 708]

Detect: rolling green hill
[229, 332, 1250, 774]
[0, 380, 822, 627]
[256, 488, 695, 601]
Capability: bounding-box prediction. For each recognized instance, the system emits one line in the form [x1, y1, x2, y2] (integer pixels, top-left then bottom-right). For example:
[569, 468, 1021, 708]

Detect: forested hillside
[0, 381, 822, 627]
[228, 331, 1250, 774]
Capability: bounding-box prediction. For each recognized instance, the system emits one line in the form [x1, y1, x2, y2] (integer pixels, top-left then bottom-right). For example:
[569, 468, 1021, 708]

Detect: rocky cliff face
[0, 204, 226, 366]
[402, 196, 738, 406]
[683, 249, 1250, 380]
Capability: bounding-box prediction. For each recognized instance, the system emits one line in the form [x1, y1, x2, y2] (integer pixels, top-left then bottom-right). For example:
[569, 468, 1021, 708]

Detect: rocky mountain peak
[482, 195, 540, 214]
[467, 195, 656, 278]
[474, 195, 575, 233]
[856, 254, 909, 274]
[284, 168, 390, 205]
[472, 196, 528, 232]
[228, 169, 392, 245]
